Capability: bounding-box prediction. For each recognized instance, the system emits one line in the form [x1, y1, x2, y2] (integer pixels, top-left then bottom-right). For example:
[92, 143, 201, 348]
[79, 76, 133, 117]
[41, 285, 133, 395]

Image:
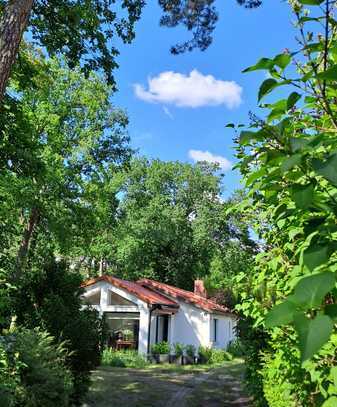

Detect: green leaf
[267, 107, 286, 122]
[293, 271, 335, 308]
[287, 92, 301, 110]
[291, 184, 314, 209]
[225, 123, 235, 128]
[289, 227, 303, 241]
[316, 65, 337, 81]
[299, 0, 324, 4]
[258, 79, 278, 102]
[322, 397, 337, 407]
[330, 367, 337, 387]
[280, 154, 302, 172]
[290, 137, 310, 152]
[265, 298, 297, 328]
[242, 58, 274, 73]
[274, 54, 291, 70]
[245, 168, 266, 186]
[239, 130, 256, 146]
[325, 304, 337, 322]
[298, 16, 323, 23]
[294, 314, 333, 362]
[312, 153, 337, 186]
[303, 245, 329, 272]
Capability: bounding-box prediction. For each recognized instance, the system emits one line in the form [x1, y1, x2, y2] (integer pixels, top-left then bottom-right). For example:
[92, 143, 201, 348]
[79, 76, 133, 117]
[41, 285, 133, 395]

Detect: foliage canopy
[232, 0, 337, 405]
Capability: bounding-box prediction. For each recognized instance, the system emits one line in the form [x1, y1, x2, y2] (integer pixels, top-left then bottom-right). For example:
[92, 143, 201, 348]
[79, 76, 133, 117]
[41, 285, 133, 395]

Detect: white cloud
[163, 106, 174, 119]
[134, 70, 242, 109]
[188, 149, 232, 171]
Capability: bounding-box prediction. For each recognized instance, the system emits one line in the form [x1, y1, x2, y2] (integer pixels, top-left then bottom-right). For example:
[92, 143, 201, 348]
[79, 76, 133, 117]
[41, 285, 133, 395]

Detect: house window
[84, 290, 101, 306]
[155, 315, 169, 343]
[109, 291, 136, 306]
[213, 318, 218, 342]
[104, 312, 140, 350]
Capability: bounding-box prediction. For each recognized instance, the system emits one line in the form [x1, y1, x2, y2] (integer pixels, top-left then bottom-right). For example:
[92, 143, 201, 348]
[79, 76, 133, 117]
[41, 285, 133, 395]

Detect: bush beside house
[0, 328, 73, 407]
[11, 259, 103, 405]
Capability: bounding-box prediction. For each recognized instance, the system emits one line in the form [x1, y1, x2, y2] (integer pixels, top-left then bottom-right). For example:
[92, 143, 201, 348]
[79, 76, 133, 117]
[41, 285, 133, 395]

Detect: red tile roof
[137, 278, 233, 315]
[82, 275, 179, 307]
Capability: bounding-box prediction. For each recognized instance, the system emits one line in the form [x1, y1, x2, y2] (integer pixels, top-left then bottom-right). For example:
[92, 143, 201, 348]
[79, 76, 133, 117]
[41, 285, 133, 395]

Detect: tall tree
[109, 158, 254, 290]
[0, 0, 145, 100]
[0, 48, 132, 281]
[0, 0, 33, 101]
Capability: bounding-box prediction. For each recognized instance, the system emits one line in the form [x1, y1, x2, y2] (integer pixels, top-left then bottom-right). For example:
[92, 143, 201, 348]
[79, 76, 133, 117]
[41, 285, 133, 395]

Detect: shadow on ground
[83, 360, 252, 407]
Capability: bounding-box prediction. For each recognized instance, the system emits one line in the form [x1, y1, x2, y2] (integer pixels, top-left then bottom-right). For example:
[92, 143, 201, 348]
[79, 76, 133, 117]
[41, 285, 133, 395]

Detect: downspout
[147, 305, 154, 355]
[147, 304, 160, 354]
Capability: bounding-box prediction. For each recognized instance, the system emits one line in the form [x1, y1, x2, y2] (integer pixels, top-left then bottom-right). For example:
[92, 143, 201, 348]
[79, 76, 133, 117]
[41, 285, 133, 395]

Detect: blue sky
[113, 1, 297, 197]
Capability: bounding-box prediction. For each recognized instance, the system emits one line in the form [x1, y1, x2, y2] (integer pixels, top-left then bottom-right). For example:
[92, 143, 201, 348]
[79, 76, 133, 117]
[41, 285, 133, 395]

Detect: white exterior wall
[209, 314, 237, 349]
[168, 301, 237, 351]
[169, 302, 210, 349]
[83, 281, 150, 354]
[138, 305, 150, 354]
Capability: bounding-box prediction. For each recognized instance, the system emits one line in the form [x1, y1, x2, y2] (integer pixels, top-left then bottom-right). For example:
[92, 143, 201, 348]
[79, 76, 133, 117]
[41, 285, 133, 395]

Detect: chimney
[194, 279, 207, 298]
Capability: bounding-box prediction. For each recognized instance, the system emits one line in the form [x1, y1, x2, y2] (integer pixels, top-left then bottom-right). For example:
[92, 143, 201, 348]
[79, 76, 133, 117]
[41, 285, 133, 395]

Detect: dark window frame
[213, 318, 218, 342]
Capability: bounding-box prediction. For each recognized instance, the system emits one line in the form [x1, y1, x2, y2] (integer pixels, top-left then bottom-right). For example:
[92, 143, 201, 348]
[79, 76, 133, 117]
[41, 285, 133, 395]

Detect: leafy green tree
[231, 1, 337, 405]
[0, 0, 145, 99]
[110, 158, 254, 291]
[0, 48, 132, 282]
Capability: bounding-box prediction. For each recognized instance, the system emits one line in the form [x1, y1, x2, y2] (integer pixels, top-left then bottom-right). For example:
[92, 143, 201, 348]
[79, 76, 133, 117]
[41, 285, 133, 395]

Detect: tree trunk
[15, 206, 39, 279]
[0, 0, 34, 101]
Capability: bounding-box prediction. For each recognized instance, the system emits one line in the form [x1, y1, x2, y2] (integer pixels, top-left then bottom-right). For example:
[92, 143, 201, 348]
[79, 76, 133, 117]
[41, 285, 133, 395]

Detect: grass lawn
[82, 359, 251, 407]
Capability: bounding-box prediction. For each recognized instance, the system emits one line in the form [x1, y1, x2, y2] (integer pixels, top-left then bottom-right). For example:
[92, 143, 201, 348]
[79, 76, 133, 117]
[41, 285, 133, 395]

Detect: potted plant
[183, 344, 196, 365]
[150, 341, 170, 363]
[197, 345, 212, 364]
[170, 342, 184, 364]
[122, 329, 133, 341]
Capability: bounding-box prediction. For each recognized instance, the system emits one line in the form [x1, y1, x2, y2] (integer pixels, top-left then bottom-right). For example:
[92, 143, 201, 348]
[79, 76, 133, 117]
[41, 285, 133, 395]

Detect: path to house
[83, 359, 252, 407]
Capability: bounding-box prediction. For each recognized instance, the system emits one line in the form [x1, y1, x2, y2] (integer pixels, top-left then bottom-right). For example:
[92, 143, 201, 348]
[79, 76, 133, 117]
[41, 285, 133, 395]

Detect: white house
[82, 275, 236, 354]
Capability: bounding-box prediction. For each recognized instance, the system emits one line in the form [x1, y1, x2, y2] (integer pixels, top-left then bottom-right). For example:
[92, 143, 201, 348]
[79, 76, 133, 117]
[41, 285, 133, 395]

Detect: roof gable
[82, 275, 179, 307]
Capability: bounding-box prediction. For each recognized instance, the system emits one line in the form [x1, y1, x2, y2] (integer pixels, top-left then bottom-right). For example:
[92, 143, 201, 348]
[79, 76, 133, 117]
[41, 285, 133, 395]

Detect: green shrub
[227, 339, 245, 357]
[173, 342, 184, 356]
[0, 328, 73, 407]
[0, 335, 22, 407]
[151, 341, 170, 354]
[16, 328, 73, 407]
[197, 346, 232, 365]
[101, 349, 149, 368]
[259, 331, 337, 407]
[209, 348, 233, 364]
[12, 259, 102, 404]
[261, 350, 303, 407]
[236, 318, 269, 407]
[185, 344, 196, 358]
[198, 346, 212, 363]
